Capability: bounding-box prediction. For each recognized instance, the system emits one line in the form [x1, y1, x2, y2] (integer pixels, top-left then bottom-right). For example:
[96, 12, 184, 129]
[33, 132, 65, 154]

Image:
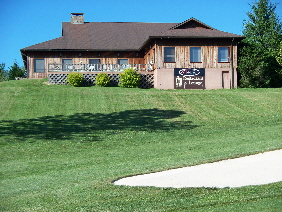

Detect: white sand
[114, 149, 282, 188]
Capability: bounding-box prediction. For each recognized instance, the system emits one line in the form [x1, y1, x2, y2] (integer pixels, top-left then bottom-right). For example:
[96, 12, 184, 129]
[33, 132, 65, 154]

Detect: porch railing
[48, 63, 153, 72]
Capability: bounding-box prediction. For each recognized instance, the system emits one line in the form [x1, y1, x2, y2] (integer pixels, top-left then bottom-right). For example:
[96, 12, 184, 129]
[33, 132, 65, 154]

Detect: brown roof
[21, 18, 243, 51]
[169, 18, 215, 30]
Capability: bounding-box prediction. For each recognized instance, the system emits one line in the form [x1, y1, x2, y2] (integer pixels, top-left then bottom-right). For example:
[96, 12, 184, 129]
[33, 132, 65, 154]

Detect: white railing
[48, 63, 153, 72]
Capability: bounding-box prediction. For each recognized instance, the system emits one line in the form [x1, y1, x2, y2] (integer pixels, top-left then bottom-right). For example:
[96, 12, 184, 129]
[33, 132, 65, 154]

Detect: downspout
[231, 38, 234, 88]
[154, 39, 156, 69]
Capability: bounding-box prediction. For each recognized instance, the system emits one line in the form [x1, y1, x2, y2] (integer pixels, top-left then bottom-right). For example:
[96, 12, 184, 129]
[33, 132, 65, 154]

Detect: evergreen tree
[0, 63, 8, 82]
[8, 61, 26, 80]
[238, 0, 282, 87]
[276, 41, 282, 66]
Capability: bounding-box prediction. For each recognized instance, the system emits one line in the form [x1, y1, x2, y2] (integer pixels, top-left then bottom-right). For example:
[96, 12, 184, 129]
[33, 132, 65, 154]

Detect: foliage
[67, 72, 84, 86]
[276, 41, 282, 65]
[0, 63, 8, 82]
[238, 0, 282, 88]
[95, 72, 111, 87]
[119, 67, 140, 88]
[8, 61, 26, 80]
[0, 80, 282, 211]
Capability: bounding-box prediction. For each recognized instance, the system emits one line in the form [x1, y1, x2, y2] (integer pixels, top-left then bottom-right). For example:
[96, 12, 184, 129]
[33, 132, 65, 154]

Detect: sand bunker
[114, 149, 282, 188]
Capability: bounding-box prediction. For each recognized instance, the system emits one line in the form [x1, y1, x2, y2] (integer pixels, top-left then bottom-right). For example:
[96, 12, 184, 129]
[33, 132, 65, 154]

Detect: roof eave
[138, 35, 244, 50]
[149, 35, 244, 39]
[20, 48, 139, 52]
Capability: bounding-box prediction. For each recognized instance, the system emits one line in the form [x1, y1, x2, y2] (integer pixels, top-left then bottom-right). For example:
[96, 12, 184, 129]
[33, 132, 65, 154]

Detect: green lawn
[1, 79, 282, 211]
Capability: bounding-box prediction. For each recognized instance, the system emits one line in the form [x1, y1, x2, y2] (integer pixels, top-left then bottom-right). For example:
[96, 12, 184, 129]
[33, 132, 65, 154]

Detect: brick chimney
[70, 13, 84, 24]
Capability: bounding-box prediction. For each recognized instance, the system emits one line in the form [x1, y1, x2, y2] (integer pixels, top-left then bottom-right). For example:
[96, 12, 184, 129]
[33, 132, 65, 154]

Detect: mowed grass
[0, 79, 282, 211]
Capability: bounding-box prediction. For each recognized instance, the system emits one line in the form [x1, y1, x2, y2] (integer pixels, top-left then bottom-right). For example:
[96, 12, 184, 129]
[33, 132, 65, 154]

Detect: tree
[276, 41, 282, 66]
[238, 0, 282, 87]
[8, 61, 26, 80]
[0, 63, 8, 82]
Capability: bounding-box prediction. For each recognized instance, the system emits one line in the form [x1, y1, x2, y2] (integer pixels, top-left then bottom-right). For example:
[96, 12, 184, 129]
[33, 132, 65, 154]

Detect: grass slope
[1, 79, 282, 211]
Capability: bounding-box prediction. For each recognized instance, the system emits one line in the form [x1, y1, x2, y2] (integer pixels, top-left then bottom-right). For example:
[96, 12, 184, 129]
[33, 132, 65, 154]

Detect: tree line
[0, 62, 26, 82]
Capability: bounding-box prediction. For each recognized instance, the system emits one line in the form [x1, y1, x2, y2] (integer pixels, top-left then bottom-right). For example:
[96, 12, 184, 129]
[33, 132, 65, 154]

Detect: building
[21, 13, 243, 89]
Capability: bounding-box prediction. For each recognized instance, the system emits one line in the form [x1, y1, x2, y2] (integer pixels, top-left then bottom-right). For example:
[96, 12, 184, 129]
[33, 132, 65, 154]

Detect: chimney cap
[71, 13, 84, 16]
[70, 13, 84, 24]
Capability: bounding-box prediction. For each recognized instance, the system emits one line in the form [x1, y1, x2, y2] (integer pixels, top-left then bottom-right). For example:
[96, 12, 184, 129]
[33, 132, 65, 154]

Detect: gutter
[231, 38, 234, 89]
[20, 49, 139, 52]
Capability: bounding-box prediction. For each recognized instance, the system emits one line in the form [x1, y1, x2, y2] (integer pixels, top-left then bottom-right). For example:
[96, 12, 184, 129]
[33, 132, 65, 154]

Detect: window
[89, 59, 100, 71]
[218, 47, 229, 62]
[118, 59, 129, 71]
[62, 59, 73, 71]
[118, 59, 128, 65]
[190, 47, 201, 62]
[89, 59, 100, 64]
[164, 47, 175, 62]
[62, 59, 72, 64]
[34, 59, 45, 73]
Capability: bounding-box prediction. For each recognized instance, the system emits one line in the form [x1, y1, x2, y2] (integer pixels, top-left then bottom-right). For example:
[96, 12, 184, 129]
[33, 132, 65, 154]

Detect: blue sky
[1, 0, 281, 69]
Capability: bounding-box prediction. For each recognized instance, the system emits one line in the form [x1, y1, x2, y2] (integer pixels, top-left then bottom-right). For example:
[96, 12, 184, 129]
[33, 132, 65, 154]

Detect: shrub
[119, 68, 140, 88]
[96, 73, 110, 87]
[67, 72, 84, 86]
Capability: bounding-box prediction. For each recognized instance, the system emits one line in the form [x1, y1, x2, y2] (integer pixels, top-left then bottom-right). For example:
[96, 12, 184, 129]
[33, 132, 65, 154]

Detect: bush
[96, 73, 110, 87]
[67, 72, 84, 86]
[119, 68, 140, 88]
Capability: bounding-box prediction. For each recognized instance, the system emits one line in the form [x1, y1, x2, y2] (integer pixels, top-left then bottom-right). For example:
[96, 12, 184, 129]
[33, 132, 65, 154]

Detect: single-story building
[21, 13, 243, 89]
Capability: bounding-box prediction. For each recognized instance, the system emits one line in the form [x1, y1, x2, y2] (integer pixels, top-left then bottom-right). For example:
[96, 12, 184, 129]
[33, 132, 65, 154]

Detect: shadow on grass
[0, 108, 199, 142]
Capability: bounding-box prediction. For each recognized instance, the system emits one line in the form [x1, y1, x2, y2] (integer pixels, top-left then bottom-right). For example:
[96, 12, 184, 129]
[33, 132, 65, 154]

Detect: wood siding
[152, 38, 238, 69]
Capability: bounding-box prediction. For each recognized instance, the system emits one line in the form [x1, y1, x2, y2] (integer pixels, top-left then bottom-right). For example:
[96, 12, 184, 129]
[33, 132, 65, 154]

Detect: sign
[174, 68, 205, 89]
